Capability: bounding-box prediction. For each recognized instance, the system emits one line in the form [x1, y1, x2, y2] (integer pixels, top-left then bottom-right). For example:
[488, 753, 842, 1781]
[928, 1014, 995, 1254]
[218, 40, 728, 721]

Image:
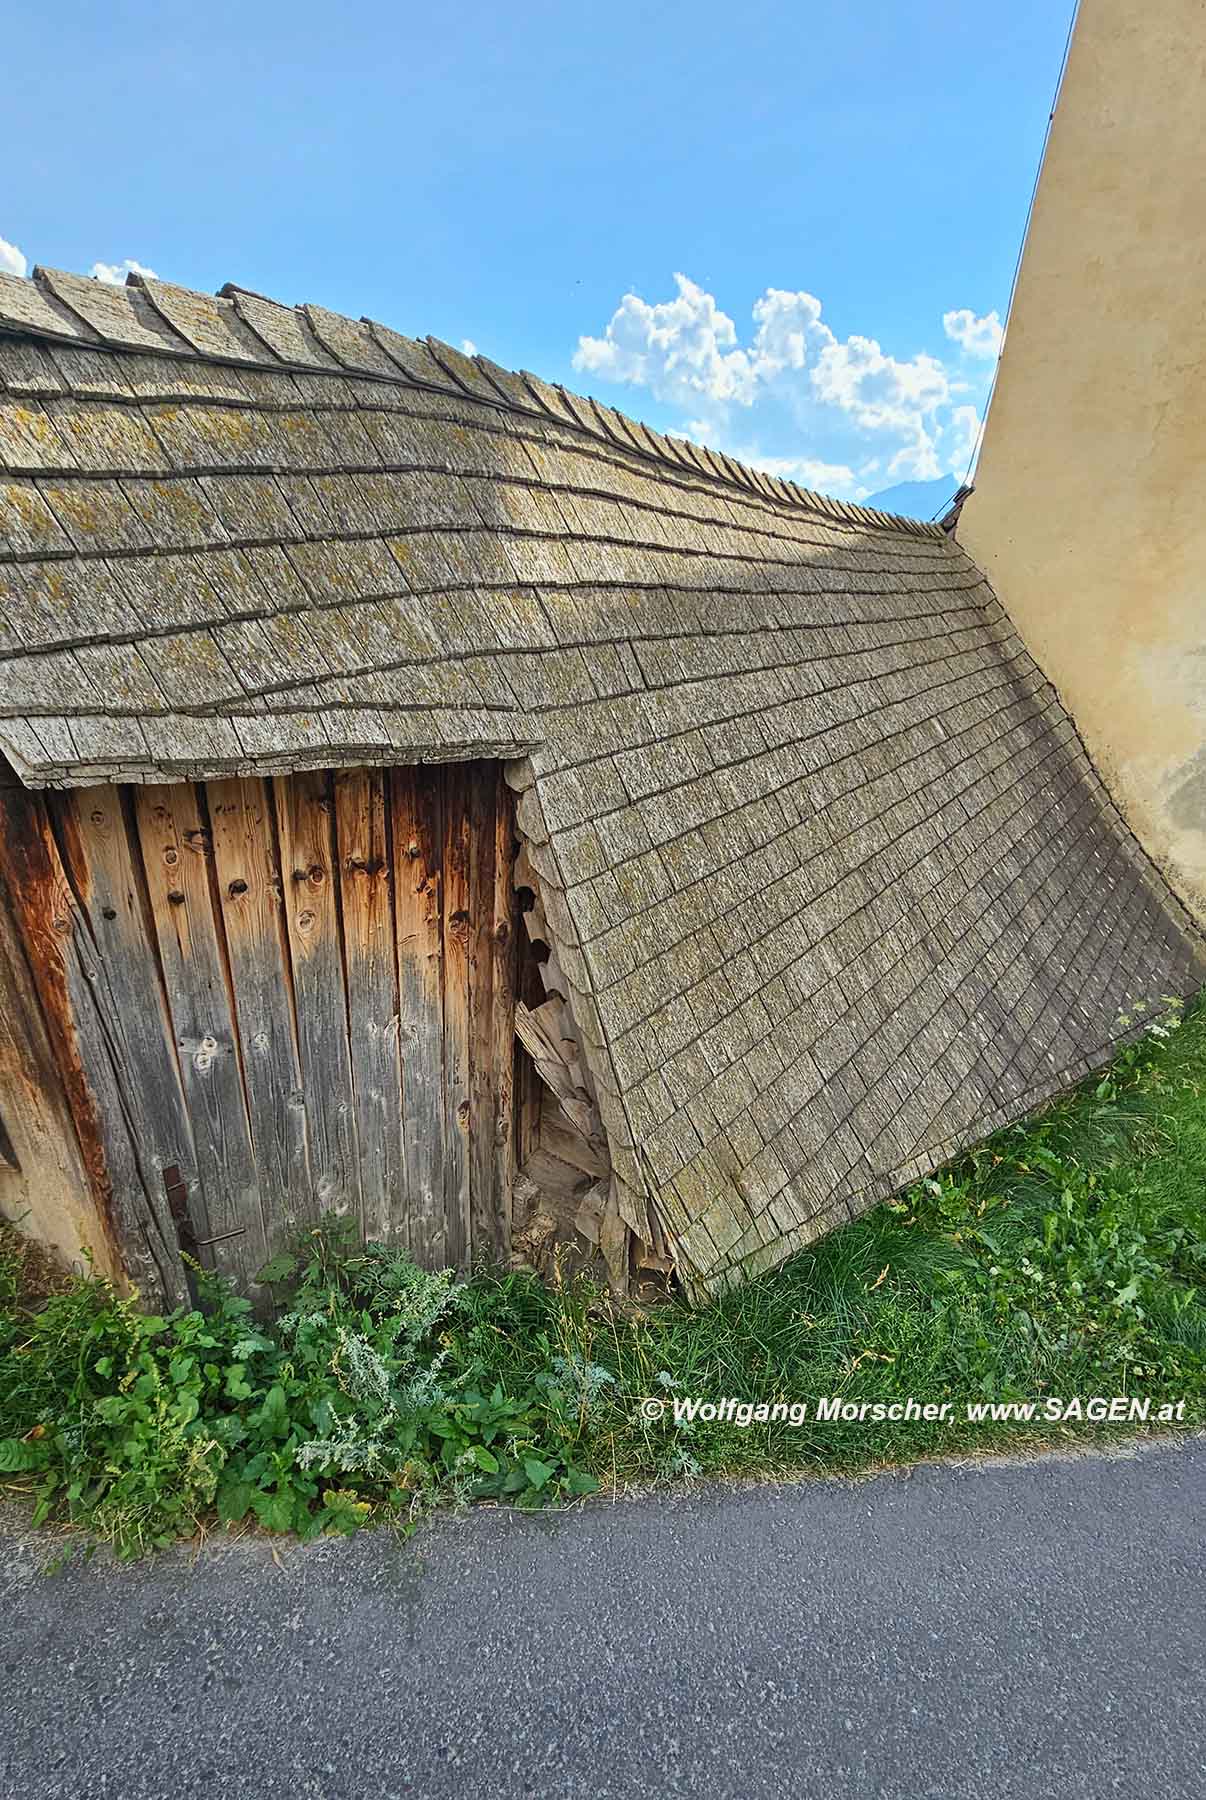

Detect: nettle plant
[0, 1218, 597, 1557]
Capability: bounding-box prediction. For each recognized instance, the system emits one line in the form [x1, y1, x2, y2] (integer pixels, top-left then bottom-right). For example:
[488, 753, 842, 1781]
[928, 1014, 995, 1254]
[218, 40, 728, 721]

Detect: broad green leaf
[257, 1384, 289, 1435]
[252, 1488, 295, 1533]
[523, 1455, 555, 1490]
[223, 1365, 253, 1401]
[254, 1254, 297, 1286]
[217, 1479, 253, 1524]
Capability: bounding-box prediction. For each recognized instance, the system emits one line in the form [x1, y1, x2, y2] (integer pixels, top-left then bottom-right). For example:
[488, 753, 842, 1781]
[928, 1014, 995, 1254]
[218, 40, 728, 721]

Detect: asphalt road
[2, 1439, 1202, 1800]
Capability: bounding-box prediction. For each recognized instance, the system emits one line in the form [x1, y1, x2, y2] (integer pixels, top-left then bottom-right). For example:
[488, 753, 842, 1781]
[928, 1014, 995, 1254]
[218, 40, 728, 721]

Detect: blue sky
[1, 0, 1073, 502]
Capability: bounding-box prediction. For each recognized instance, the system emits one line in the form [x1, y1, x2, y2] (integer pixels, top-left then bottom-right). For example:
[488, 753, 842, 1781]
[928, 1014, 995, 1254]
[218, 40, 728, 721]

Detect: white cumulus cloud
[574, 273, 760, 410]
[810, 334, 950, 435]
[883, 423, 943, 483]
[461, 338, 478, 356]
[574, 274, 997, 495]
[727, 446, 860, 494]
[748, 287, 826, 378]
[942, 307, 1004, 359]
[942, 404, 982, 478]
[0, 242, 162, 287]
[90, 258, 158, 286]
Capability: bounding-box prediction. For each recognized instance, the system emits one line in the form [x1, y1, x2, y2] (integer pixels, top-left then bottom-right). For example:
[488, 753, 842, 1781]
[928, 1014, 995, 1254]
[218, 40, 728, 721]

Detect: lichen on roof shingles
[0, 265, 1202, 1294]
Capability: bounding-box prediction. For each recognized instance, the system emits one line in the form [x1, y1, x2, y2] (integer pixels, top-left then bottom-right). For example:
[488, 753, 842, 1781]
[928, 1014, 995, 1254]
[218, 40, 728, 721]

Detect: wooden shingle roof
[0, 266, 1201, 1291]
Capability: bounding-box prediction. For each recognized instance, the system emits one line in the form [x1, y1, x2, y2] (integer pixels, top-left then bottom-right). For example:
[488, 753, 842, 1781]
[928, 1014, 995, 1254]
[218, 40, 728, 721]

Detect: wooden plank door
[1, 761, 518, 1291]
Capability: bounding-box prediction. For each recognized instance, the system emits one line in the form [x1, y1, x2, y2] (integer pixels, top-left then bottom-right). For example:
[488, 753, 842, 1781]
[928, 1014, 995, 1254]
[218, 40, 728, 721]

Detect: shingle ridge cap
[0, 267, 944, 540]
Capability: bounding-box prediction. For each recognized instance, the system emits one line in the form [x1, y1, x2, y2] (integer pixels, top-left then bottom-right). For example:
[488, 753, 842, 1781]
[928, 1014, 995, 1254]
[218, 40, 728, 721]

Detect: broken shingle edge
[502, 755, 663, 1283]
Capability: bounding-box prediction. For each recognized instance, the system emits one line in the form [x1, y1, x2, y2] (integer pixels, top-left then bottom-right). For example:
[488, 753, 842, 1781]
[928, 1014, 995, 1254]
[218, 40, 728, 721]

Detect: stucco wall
[959, 0, 1206, 922]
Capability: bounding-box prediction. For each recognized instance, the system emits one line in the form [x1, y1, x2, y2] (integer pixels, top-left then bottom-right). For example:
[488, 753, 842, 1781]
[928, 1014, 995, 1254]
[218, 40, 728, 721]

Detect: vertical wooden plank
[274, 769, 361, 1223]
[207, 776, 311, 1248]
[0, 784, 185, 1306]
[51, 789, 200, 1280]
[390, 765, 447, 1266]
[0, 867, 111, 1279]
[132, 784, 267, 1291]
[333, 767, 405, 1248]
[489, 767, 518, 1256]
[441, 763, 472, 1269]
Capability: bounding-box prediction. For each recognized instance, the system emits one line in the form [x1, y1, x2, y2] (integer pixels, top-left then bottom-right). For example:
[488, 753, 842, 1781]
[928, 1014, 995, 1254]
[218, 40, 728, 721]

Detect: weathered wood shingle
[0, 267, 1202, 1292]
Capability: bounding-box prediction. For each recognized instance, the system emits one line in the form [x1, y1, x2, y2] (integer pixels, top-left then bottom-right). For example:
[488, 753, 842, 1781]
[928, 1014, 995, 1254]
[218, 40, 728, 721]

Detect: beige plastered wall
[959, 0, 1206, 922]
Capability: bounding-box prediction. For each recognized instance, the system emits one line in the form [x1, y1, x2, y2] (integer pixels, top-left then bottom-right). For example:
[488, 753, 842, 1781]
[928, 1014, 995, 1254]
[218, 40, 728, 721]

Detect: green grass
[453, 995, 1206, 1480]
[2, 996, 1204, 1556]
